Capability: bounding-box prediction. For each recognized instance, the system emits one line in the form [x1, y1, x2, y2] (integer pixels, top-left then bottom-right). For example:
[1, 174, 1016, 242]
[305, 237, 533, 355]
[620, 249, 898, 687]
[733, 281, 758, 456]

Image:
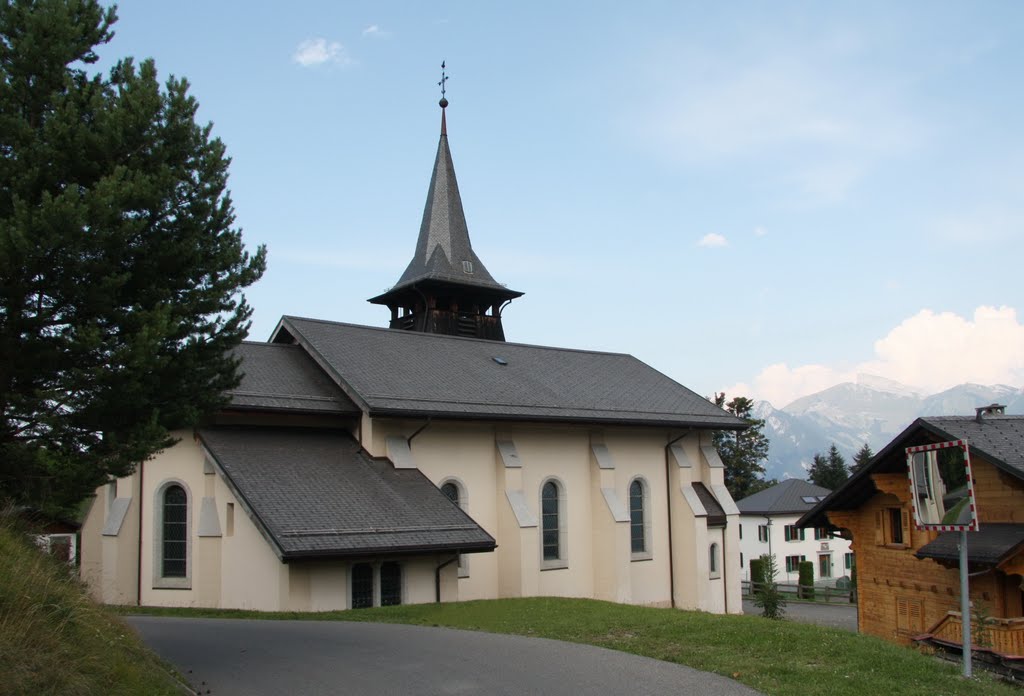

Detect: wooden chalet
[800, 406, 1024, 673]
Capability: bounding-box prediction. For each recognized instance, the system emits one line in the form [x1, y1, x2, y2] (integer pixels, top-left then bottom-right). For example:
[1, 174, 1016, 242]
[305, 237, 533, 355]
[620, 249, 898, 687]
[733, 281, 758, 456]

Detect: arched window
[380, 562, 402, 606]
[352, 563, 373, 609]
[709, 543, 720, 578]
[541, 480, 566, 567]
[154, 481, 191, 589]
[629, 478, 651, 560]
[441, 482, 459, 504]
[440, 480, 469, 578]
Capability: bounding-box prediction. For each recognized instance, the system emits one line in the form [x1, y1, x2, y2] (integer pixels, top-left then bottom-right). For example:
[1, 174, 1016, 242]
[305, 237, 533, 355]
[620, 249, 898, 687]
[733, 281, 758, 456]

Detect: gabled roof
[368, 105, 521, 304]
[271, 316, 746, 430]
[199, 427, 495, 560]
[693, 482, 727, 527]
[226, 342, 360, 415]
[736, 479, 831, 516]
[799, 415, 1024, 529]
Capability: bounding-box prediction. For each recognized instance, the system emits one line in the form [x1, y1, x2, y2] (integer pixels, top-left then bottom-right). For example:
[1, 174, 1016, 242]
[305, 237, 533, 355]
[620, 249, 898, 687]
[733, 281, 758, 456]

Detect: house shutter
[875, 510, 884, 545]
[909, 600, 923, 633]
[896, 598, 909, 632]
[901, 509, 912, 547]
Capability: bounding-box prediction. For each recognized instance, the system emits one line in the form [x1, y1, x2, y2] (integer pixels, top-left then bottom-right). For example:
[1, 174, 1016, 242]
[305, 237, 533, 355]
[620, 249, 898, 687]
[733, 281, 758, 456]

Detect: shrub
[749, 556, 765, 592]
[798, 560, 815, 600]
[753, 554, 786, 619]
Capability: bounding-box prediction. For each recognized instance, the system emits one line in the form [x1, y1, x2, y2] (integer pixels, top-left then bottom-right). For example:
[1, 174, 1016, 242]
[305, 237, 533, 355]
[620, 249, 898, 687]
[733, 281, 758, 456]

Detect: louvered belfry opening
[368, 97, 521, 341]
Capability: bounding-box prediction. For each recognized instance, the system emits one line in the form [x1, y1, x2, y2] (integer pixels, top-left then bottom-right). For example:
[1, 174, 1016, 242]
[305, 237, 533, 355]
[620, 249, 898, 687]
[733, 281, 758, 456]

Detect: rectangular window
[784, 525, 804, 542]
[226, 502, 234, 537]
[351, 564, 373, 609]
[785, 555, 804, 573]
[739, 524, 743, 540]
[758, 525, 769, 542]
[380, 562, 402, 606]
[740, 552, 744, 569]
[818, 554, 832, 578]
[845, 552, 854, 570]
[814, 527, 830, 540]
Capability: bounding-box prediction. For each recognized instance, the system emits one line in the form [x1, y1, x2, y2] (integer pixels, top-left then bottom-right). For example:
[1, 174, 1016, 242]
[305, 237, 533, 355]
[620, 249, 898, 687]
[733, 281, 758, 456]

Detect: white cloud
[362, 24, 390, 38]
[753, 226, 768, 237]
[292, 38, 353, 67]
[697, 233, 728, 248]
[725, 305, 1024, 407]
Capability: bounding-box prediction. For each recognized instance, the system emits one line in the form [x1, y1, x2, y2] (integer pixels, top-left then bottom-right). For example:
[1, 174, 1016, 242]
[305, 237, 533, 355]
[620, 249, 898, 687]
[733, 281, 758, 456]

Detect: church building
[80, 92, 746, 613]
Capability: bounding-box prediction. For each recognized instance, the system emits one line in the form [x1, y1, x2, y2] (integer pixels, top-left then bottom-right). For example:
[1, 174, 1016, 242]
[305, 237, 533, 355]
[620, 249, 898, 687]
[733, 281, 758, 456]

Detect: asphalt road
[742, 598, 858, 632]
[126, 616, 763, 696]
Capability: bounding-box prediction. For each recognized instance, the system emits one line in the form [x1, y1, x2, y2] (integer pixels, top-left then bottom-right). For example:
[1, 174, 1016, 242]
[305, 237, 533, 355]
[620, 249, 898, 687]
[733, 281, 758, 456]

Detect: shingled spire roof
[369, 98, 522, 305]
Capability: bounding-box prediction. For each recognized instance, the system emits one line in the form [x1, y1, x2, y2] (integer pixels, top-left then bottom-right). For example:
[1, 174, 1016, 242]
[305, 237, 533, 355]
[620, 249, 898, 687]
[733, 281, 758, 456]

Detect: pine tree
[713, 393, 773, 500]
[0, 0, 266, 514]
[808, 443, 850, 490]
[852, 443, 874, 473]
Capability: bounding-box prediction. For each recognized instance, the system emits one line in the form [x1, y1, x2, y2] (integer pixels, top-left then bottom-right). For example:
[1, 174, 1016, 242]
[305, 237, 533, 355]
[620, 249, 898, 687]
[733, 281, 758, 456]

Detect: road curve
[127, 616, 762, 696]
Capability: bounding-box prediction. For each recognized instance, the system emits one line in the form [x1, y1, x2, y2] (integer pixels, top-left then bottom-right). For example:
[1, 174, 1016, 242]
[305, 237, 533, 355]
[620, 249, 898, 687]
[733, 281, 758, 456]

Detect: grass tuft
[0, 508, 181, 696]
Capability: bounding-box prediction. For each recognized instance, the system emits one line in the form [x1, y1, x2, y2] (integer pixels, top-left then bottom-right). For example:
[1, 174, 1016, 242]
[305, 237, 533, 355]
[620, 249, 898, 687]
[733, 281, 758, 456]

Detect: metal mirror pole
[960, 529, 972, 678]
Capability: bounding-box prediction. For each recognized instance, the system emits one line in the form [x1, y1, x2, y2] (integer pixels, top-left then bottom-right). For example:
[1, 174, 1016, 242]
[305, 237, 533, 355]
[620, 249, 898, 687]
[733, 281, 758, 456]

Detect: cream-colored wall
[79, 467, 141, 605]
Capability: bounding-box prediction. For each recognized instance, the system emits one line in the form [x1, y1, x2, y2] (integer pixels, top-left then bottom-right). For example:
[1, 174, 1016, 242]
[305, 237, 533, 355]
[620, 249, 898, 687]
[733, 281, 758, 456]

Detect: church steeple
[368, 69, 522, 341]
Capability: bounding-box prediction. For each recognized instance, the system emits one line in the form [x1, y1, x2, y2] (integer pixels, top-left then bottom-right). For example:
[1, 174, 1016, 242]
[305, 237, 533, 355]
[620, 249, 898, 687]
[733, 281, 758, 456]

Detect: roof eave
[280, 540, 497, 563]
[366, 406, 746, 430]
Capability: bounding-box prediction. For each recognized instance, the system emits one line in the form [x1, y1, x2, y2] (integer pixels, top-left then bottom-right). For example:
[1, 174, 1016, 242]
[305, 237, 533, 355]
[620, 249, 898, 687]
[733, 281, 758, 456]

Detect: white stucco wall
[737, 512, 853, 586]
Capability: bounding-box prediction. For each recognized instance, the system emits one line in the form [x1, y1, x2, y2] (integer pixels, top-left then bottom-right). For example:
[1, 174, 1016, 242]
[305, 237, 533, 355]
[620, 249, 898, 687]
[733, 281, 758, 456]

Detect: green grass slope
[0, 515, 180, 696]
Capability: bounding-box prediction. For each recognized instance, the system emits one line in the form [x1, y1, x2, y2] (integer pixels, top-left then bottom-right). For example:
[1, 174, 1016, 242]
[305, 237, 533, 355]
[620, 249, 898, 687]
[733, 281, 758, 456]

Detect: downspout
[137, 457, 144, 607]
[407, 418, 432, 446]
[664, 431, 689, 609]
[435, 555, 458, 602]
[722, 518, 729, 614]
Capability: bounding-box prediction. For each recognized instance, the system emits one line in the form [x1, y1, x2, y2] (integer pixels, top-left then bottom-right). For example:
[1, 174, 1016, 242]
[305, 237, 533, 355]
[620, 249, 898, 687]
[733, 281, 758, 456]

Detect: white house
[736, 479, 854, 586]
[79, 97, 747, 614]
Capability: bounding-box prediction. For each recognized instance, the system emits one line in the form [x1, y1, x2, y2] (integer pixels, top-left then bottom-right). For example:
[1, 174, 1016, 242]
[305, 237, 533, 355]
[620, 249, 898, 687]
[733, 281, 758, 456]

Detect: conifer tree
[0, 0, 266, 513]
[808, 443, 850, 490]
[713, 393, 773, 500]
[852, 443, 874, 472]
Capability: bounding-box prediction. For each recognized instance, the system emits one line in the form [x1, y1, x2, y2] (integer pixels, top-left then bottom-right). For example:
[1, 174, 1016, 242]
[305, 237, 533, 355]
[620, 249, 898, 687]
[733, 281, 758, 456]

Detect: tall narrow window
[541, 480, 563, 565]
[440, 480, 469, 577]
[441, 482, 459, 504]
[351, 564, 373, 609]
[162, 485, 188, 578]
[709, 543, 719, 578]
[380, 562, 402, 606]
[629, 479, 648, 557]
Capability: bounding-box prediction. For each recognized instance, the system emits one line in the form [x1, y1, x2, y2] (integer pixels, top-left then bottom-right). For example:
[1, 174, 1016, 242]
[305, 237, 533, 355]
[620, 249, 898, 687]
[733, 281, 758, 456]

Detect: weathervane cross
[438, 61, 448, 99]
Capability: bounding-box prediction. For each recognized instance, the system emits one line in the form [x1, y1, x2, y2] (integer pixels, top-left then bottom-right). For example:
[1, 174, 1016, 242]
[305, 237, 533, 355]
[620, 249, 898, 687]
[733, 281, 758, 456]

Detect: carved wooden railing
[927, 611, 1024, 657]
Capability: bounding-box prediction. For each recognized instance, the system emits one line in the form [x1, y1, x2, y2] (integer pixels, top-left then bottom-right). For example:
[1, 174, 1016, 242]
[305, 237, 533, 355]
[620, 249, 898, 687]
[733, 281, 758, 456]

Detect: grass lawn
[119, 597, 1014, 696]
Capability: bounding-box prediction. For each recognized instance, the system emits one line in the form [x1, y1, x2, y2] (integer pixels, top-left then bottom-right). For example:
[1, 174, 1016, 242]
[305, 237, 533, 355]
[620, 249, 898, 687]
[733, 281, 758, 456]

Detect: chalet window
[785, 555, 805, 573]
[896, 597, 924, 635]
[758, 525, 769, 543]
[380, 562, 402, 606]
[784, 525, 804, 542]
[540, 479, 567, 568]
[153, 481, 191, 589]
[629, 478, 651, 560]
[877, 506, 911, 547]
[351, 564, 374, 609]
[818, 553, 832, 578]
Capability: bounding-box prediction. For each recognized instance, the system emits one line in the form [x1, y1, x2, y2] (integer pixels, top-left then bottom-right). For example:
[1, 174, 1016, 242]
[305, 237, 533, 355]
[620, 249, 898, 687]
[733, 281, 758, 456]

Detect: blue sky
[101, 1, 1024, 408]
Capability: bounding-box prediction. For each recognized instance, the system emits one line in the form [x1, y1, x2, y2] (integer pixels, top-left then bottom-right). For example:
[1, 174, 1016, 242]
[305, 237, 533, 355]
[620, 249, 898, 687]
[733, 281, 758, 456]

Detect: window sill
[709, 572, 721, 580]
[630, 553, 653, 562]
[152, 579, 191, 590]
[540, 561, 568, 571]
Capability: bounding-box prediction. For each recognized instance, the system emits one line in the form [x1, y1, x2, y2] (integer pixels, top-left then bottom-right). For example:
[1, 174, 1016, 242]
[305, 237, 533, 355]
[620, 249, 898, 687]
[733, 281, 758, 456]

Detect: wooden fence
[742, 579, 856, 604]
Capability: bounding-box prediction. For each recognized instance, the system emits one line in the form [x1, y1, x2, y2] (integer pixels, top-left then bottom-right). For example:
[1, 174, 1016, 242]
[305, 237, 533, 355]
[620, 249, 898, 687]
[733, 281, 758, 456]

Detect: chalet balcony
[916, 611, 1024, 677]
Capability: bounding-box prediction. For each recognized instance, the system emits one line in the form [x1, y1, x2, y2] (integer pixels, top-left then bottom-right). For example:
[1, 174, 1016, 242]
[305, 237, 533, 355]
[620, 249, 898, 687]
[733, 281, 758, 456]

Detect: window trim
[152, 479, 192, 590]
[628, 477, 652, 561]
[784, 524, 804, 542]
[540, 478, 568, 570]
[758, 524, 769, 543]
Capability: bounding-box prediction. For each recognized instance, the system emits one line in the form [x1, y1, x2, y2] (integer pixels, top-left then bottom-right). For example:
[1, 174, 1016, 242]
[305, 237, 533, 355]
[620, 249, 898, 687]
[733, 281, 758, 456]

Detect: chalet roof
[915, 523, 1024, 569]
[226, 342, 360, 415]
[368, 105, 521, 305]
[737, 479, 831, 516]
[199, 427, 496, 561]
[798, 415, 1024, 529]
[272, 316, 747, 430]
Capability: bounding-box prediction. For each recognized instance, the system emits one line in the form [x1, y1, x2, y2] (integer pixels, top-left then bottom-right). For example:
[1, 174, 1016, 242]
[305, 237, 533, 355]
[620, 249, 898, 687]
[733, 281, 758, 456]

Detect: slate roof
[368, 106, 521, 303]
[199, 427, 496, 560]
[693, 483, 727, 526]
[799, 414, 1024, 528]
[737, 479, 831, 516]
[227, 343, 359, 414]
[272, 316, 746, 430]
[916, 523, 1024, 569]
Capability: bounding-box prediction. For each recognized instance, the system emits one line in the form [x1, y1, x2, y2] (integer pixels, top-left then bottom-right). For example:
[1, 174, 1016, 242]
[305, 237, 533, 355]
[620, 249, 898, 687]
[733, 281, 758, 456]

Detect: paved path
[742, 598, 858, 632]
[127, 616, 762, 696]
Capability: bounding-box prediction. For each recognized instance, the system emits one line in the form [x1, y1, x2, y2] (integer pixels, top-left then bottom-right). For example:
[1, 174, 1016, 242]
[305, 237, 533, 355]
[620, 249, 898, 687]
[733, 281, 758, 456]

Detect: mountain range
[753, 377, 1024, 481]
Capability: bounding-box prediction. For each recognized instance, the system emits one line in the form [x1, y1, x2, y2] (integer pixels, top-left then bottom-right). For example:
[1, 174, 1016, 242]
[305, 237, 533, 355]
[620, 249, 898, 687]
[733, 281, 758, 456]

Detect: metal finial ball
[439, 97, 449, 108]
